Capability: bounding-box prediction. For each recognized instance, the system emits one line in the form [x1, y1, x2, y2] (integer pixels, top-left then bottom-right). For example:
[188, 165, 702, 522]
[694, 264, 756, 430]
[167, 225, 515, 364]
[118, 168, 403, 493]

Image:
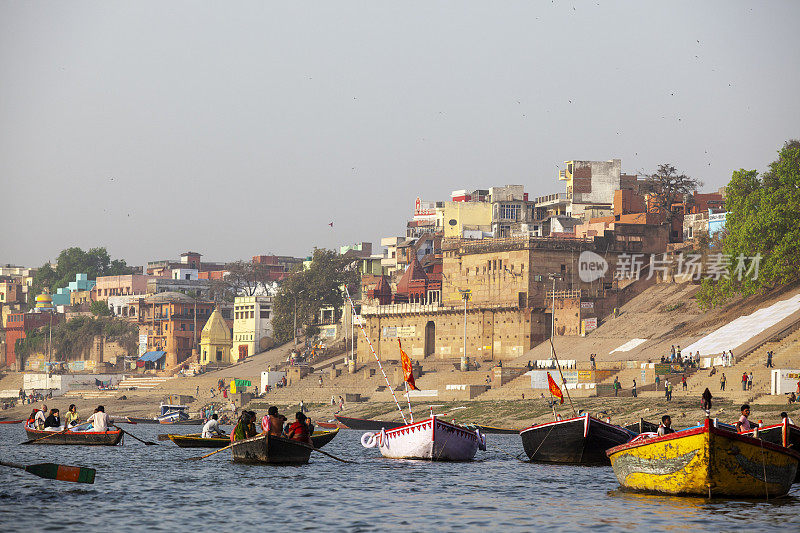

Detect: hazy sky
[2, 1, 799, 267]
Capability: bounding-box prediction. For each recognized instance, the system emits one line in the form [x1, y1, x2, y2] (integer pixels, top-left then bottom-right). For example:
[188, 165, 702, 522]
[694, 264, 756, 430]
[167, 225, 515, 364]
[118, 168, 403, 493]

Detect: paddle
[301, 443, 354, 464]
[0, 460, 96, 484]
[112, 426, 157, 445]
[187, 442, 234, 460]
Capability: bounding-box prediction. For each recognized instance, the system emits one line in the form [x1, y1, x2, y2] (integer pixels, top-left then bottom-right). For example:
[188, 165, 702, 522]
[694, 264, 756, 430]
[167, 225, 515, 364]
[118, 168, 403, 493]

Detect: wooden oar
[302, 443, 354, 464]
[0, 460, 96, 484]
[158, 434, 172, 441]
[113, 426, 157, 445]
[187, 442, 234, 460]
[20, 426, 71, 445]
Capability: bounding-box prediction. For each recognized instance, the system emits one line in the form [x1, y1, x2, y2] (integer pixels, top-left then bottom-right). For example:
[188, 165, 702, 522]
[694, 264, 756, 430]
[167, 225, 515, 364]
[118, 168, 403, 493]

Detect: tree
[30, 247, 133, 304]
[697, 140, 800, 308]
[646, 164, 703, 227]
[222, 260, 271, 296]
[272, 249, 360, 343]
[90, 300, 112, 317]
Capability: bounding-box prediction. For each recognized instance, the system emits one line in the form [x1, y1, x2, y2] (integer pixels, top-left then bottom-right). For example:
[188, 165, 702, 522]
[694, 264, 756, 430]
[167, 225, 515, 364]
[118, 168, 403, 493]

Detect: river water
[1, 423, 799, 532]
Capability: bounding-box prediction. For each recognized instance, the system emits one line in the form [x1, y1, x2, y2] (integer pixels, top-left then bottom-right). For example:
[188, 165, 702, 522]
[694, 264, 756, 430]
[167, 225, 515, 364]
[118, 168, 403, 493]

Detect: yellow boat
[607, 419, 800, 498]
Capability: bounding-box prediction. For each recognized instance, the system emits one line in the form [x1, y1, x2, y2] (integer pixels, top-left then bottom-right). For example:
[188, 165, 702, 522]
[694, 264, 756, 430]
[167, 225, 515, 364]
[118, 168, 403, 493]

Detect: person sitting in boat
[85, 405, 113, 432]
[34, 404, 47, 429]
[27, 409, 40, 429]
[44, 408, 61, 430]
[261, 406, 287, 436]
[781, 412, 795, 425]
[286, 412, 312, 444]
[230, 411, 258, 442]
[201, 414, 224, 438]
[657, 415, 675, 436]
[64, 405, 79, 428]
[735, 404, 752, 432]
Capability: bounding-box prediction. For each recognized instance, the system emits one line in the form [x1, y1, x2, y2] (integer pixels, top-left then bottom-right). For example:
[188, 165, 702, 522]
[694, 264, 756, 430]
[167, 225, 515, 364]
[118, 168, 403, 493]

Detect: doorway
[424, 321, 435, 358]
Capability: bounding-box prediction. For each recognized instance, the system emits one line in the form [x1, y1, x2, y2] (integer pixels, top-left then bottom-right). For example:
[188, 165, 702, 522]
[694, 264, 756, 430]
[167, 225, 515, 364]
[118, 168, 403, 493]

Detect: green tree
[272, 249, 359, 343]
[697, 140, 800, 308]
[90, 300, 113, 316]
[30, 246, 133, 304]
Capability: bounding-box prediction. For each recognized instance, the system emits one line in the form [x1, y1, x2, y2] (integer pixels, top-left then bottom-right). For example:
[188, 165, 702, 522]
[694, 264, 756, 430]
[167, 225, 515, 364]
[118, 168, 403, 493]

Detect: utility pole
[459, 289, 471, 361]
[548, 273, 562, 360]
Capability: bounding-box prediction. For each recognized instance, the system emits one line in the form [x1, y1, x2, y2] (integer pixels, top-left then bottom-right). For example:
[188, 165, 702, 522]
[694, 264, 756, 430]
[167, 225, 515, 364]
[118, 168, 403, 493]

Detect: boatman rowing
[201, 414, 224, 438]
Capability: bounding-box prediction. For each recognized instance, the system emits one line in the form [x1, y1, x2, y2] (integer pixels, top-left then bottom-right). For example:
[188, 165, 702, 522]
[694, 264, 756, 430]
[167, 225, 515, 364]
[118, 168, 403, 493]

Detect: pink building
[94, 274, 156, 301]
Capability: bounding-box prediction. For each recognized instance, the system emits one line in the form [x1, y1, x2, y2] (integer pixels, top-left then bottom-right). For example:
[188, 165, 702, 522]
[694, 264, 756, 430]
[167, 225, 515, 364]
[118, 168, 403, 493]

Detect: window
[499, 224, 511, 237]
[499, 204, 521, 221]
[260, 310, 270, 319]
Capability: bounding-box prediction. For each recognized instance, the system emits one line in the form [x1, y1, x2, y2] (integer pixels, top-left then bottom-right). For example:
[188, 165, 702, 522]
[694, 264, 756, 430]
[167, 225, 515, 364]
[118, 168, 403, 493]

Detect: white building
[231, 295, 274, 360]
[171, 268, 198, 281]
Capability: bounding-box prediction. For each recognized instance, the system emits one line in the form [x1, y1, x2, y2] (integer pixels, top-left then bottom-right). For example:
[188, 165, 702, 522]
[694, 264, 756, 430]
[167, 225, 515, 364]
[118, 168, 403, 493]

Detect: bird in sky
[328, 222, 334, 228]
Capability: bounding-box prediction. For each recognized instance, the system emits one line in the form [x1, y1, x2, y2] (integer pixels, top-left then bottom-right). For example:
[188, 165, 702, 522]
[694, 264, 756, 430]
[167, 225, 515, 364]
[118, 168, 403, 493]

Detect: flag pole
[344, 287, 407, 424]
[550, 337, 577, 417]
[405, 380, 414, 423]
[547, 384, 557, 421]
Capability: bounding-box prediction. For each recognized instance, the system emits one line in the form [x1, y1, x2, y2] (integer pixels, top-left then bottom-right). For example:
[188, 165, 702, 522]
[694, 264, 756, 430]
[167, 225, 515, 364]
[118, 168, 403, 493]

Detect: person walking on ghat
[720, 373, 726, 391]
[682, 374, 687, 391]
[701, 388, 713, 417]
[632, 379, 638, 398]
[747, 371, 754, 391]
[742, 372, 748, 391]
[613, 377, 620, 397]
[766, 351, 774, 368]
[666, 381, 673, 402]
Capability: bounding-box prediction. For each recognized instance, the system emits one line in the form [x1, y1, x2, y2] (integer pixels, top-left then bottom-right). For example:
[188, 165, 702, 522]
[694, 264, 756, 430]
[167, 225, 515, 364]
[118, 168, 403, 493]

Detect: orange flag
[398, 340, 417, 390]
[547, 372, 564, 405]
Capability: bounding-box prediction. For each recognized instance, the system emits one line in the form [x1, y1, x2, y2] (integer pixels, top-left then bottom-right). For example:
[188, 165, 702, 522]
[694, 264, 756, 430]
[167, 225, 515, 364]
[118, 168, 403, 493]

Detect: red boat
[0, 419, 23, 424]
[24, 426, 124, 446]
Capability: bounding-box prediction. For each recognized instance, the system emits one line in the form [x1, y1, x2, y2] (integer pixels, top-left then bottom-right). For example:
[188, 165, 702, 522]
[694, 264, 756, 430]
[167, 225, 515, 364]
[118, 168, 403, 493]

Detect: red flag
[398, 340, 417, 390]
[547, 372, 564, 405]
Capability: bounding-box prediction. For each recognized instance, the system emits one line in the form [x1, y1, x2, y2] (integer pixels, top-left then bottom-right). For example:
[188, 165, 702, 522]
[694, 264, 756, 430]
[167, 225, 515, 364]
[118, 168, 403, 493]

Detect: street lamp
[458, 289, 471, 363]
[548, 273, 563, 360]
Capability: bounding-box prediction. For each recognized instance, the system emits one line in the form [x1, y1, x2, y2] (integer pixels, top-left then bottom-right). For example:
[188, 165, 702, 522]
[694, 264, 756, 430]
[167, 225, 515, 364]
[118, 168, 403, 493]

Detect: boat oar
[304, 444, 354, 464]
[158, 434, 172, 441]
[187, 442, 234, 461]
[113, 426, 157, 445]
[0, 460, 96, 484]
[20, 426, 71, 445]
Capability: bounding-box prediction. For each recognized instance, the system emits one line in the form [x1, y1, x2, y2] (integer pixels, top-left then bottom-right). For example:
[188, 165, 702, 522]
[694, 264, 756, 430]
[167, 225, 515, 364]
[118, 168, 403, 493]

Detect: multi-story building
[2, 309, 61, 369]
[0, 265, 36, 304]
[0, 281, 23, 305]
[94, 274, 156, 300]
[231, 295, 273, 361]
[136, 292, 215, 368]
[559, 159, 630, 220]
[51, 273, 96, 307]
[146, 277, 212, 298]
[146, 251, 226, 277]
[359, 224, 668, 364]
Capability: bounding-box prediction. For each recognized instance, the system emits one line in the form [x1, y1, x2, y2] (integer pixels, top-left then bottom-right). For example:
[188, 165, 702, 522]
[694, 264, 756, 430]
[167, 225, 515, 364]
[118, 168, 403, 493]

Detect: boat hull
[373, 417, 480, 461]
[742, 422, 800, 482]
[168, 429, 339, 449]
[230, 433, 313, 465]
[607, 419, 800, 497]
[335, 415, 405, 431]
[24, 427, 124, 446]
[520, 414, 634, 465]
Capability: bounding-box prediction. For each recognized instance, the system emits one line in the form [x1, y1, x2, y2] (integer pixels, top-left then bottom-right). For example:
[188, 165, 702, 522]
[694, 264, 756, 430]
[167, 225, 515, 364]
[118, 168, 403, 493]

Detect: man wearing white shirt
[201, 414, 224, 438]
[85, 405, 112, 432]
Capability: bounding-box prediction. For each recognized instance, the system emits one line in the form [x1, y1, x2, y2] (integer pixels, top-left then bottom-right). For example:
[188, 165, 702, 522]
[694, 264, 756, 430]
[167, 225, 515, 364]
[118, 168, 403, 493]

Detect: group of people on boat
[26, 404, 113, 432]
[225, 406, 314, 445]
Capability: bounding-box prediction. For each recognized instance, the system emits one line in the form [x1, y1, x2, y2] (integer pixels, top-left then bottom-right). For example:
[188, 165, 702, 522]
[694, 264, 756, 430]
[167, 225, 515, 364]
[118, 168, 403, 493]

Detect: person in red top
[286, 412, 312, 445]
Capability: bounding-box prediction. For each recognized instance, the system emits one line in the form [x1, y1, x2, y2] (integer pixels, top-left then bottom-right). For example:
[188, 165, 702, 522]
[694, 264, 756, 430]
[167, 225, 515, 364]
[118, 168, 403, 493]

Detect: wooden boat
[0, 419, 23, 424]
[361, 416, 484, 461]
[336, 414, 515, 435]
[316, 420, 344, 429]
[335, 415, 404, 431]
[122, 416, 160, 424]
[230, 432, 313, 465]
[607, 418, 800, 497]
[159, 417, 203, 425]
[168, 429, 339, 449]
[24, 426, 124, 446]
[520, 413, 635, 464]
[624, 418, 660, 434]
[741, 419, 800, 482]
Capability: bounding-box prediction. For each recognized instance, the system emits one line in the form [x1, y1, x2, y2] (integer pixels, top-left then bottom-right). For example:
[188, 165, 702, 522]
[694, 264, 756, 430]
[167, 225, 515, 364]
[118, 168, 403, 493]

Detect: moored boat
[24, 426, 124, 446]
[361, 416, 484, 461]
[0, 419, 24, 424]
[520, 413, 635, 464]
[230, 432, 313, 465]
[741, 419, 800, 482]
[168, 429, 340, 449]
[624, 418, 660, 435]
[335, 415, 404, 431]
[607, 418, 800, 497]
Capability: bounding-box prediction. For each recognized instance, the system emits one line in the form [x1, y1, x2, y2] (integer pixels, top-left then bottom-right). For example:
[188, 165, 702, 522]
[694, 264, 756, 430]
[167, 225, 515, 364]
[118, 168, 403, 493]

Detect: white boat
[361, 415, 485, 461]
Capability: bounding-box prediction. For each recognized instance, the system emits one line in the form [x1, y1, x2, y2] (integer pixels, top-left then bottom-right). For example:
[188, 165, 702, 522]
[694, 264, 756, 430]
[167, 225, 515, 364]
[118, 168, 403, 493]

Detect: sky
[1, 1, 799, 267]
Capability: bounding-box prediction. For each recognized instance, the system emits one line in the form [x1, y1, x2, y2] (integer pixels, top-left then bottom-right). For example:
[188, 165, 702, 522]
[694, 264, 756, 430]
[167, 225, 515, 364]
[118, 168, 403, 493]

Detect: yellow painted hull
[608, 423, 798, 497]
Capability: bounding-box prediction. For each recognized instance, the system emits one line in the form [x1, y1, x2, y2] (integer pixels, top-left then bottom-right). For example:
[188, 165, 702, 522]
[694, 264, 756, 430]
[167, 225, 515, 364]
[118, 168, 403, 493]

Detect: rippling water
[2, 423, 799, 532]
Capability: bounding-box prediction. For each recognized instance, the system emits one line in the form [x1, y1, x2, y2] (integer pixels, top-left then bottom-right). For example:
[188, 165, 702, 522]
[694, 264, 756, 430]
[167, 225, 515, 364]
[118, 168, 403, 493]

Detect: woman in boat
[230, 411, 258, 442]
[286, 412, 312, 444]
[26, 409, 39, 429]
[44, 408, 61, 429]
[64, 405, 79, 428]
